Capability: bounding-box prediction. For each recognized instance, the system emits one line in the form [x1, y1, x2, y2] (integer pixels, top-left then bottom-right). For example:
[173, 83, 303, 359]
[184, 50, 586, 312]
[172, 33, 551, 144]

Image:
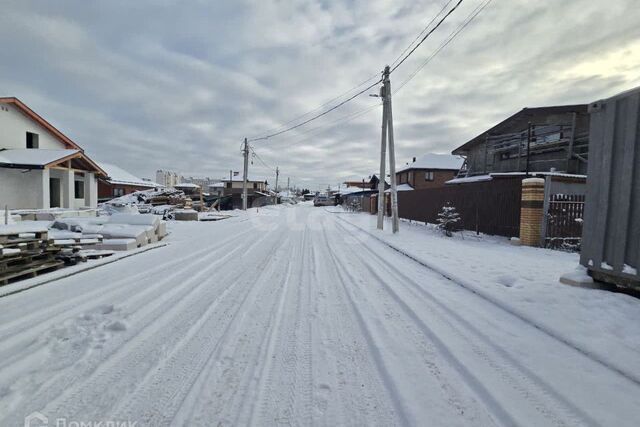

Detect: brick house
[98, 162, 163, 201]
[395, 154, 465, 190]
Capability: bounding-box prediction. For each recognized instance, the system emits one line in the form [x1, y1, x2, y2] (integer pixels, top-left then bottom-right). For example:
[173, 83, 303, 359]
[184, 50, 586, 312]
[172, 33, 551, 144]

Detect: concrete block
[95, 238, 137, 251]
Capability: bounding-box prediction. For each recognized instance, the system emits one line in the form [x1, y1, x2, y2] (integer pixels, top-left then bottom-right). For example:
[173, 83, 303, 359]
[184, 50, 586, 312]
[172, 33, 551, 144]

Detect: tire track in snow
[1, 224, 281, 425]
[318, 224, 412, 426]
[0, 225, 258, 399]
[332, 219, 596, 427]
[116, 230, 294, 426]
[0, 224, 257, 359]
[244, 225, 307, 426]
[165, 228, 297, 426]
[334, 214, 640, 388]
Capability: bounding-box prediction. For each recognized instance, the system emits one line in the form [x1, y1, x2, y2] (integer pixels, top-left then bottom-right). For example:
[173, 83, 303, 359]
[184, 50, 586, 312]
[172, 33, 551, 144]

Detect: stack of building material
[0, 226, 63, 285]
[48, 228, 110, 265]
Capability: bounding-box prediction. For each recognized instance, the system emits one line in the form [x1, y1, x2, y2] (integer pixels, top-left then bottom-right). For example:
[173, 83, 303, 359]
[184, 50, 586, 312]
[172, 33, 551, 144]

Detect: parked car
[313, 193, 333, 207]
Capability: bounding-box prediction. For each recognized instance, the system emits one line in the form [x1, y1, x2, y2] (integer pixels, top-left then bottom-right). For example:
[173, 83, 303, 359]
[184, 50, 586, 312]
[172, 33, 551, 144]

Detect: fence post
[519, 178, 545, 246]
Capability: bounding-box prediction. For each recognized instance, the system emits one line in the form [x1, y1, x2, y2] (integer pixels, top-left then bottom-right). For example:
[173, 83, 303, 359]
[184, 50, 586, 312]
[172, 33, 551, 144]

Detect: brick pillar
[519, 178, 545, 246]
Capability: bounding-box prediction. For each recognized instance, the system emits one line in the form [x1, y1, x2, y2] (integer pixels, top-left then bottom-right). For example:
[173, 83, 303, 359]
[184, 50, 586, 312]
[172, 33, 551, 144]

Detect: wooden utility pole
[274, 166, 279, 205]
[242, 138, 249, 210]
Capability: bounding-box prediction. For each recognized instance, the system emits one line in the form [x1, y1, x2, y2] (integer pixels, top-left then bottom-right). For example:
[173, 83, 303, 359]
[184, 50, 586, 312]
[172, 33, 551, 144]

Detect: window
[113, 188, 125, 197]
[74, 180, 85, 199]
[226, 182, 232, 188]
[26, 132, 39, 149]
[425, 171, 434, 181]
[253, 183, 257, 189]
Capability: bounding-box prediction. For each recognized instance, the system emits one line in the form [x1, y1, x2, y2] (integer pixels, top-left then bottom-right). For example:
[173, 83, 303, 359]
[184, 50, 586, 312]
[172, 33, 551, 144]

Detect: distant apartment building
[155, 169, 180, 187]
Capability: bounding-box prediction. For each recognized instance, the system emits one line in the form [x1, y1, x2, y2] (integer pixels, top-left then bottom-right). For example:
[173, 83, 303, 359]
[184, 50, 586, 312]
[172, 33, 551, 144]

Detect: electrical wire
[395, 0, 493, 93]
[248, 78, 382, 142]
[389, 0, 455, 68]
[390, 0, 464, 74]
[250, 72, 382, 139]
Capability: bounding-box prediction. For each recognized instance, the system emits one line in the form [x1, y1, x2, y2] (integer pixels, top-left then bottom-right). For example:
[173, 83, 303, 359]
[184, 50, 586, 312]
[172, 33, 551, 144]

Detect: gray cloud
[1, 0, 639, 190]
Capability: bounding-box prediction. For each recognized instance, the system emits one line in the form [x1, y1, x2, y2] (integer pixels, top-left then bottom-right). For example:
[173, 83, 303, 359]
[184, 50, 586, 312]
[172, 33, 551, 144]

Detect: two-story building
[452, 105, 590, 177]
[395, 153, 464, 189]
[0, 97, 105, 210]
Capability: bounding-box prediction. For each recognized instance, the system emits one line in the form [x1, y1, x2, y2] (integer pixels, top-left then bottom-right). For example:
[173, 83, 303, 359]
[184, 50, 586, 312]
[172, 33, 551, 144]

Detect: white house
[0, 97, 105, 210]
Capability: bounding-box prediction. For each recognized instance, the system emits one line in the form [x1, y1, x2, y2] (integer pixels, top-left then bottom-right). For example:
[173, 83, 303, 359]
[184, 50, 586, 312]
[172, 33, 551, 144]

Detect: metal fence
[397, 177, 523, 237]
[544, 194, 584, 250]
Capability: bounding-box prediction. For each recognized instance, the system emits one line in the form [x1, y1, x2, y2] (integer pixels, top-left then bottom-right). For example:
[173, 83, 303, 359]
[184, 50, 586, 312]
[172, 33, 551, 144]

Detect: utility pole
[287, 177, 290, 192]
[525, 122, 532, 177]
[242, 137, 249, 210]
[274, 166, 279, 205]
[377, 73, 388, 230]
[377, 65, 399, 233]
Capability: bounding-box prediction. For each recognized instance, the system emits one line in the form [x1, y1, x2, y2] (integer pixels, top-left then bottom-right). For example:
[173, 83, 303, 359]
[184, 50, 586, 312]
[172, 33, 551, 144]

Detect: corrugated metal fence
[397, 177, 523, 237]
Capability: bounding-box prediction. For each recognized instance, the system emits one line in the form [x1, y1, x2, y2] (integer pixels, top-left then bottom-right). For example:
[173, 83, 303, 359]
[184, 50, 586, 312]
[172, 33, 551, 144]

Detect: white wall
[0, 168, 48, 209]
[0, 104, 67, 150]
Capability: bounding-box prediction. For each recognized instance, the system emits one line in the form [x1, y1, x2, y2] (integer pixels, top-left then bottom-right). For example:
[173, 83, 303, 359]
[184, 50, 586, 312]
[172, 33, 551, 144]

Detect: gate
[544, 194, 585, 250]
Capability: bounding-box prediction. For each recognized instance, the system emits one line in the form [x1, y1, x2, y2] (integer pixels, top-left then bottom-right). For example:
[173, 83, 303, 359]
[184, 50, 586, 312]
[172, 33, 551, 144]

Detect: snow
[97, 162, 161, 188]
[446, 174, 493, 184]
[0, 223, 48, 235]
[0, 204, 639, 426]
[385, 183, 414, 192]
[623, 264, 638, 276]
[0, 148, 79, 166]
[174, 182, 201, 189]
[396, 153, 464, 173]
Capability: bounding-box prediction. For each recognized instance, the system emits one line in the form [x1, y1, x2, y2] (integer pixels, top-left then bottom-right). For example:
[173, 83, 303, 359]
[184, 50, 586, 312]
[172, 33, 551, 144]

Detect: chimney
[412, 157, 416, 162]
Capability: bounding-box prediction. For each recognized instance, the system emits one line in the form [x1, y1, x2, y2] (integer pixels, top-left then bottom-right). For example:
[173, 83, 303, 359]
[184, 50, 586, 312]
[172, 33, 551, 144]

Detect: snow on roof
[98, 162, 161, 188]
[445, 171, 587, 185]
[222, 176, 266, 182]
[397, 153, 464, 173]
[208, 182, 225, 188]
[384, 183, 414, 193]
[0, 149, 79, 167]
[174, 182, 201, 188]
[446, 175, 493, 184]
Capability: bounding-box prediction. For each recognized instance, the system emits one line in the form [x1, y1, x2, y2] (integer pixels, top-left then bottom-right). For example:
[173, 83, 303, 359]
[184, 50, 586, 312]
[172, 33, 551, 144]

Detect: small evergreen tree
[437, 203, 461, 237]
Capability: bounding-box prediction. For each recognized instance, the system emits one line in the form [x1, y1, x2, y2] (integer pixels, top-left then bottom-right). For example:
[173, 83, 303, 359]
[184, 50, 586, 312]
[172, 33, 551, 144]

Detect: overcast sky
[1, 0, 639, 189]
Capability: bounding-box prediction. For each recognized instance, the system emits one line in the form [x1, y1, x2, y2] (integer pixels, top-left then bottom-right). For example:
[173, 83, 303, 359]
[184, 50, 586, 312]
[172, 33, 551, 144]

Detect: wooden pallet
[0, 260, 64, 286]
[0, 230, 48, 245]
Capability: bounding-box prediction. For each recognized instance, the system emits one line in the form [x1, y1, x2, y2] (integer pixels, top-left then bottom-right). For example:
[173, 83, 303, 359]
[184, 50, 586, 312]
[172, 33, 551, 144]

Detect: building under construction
[452, 105, 590, 177]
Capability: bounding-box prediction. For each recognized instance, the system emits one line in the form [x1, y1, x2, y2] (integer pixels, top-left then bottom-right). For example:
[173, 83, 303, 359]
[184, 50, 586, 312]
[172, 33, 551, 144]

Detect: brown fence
[397, 177, 523, 237]
[544, 194, 584, 249]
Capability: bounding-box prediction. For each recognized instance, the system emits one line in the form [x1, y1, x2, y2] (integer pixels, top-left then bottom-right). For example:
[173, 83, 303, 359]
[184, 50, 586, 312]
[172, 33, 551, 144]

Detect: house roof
[384, 183, 415, 193]
[174, 182, 201, 188]
[452, 104, 588, 155]
[0, 97, 106, 176]
[0, 148, 79, 167]
[0, 97, 81, 150]
[397, 153, 464, 172]
[98, 162, 161, 188]
[222, 176, 266, 183]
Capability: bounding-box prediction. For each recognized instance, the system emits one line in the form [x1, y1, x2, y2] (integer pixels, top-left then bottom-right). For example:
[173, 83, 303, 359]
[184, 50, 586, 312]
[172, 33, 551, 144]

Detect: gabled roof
[452, 104, 588, 155]
[397, 153, 464, 172]
[0, 97, 81, 150]
[0, 97, 106, 176]
[0, 149, 79, 167]
[98, 162, 161, 188]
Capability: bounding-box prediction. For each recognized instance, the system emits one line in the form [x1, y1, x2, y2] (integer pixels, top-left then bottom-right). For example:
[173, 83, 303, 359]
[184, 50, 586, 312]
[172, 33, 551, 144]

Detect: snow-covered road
[1, 204, 639, 426]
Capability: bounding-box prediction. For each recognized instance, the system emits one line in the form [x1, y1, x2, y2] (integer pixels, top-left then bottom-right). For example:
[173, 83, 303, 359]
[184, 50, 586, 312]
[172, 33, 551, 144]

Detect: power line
[248, 78, 382, 142]
[396, 0, 493, 93]
[249, 146, 276, 172]
[390, 0, 465, 74]
[250, 72, 382, 139]
[389, 0, 455, 68]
